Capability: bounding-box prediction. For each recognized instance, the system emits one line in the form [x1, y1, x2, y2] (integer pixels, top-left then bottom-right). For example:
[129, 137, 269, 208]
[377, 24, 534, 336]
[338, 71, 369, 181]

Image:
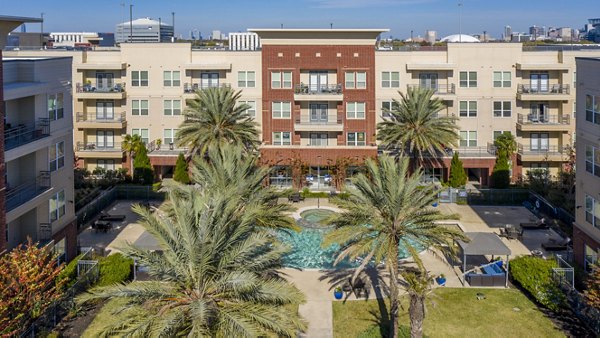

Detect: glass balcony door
[309, 72, 328, 92]
[96, 73, 114, 90]
[201, 73, 219, 88]
[530, 73, 549, 93]
[96, 130, 115, 149]
[96, 101, 114, 120]
[309, 103, 328, 122]
[530, 102, 549, 122]
[530, 133, 549, 151]
[419, 73, 438, 91]
[309, 133, 328, 146]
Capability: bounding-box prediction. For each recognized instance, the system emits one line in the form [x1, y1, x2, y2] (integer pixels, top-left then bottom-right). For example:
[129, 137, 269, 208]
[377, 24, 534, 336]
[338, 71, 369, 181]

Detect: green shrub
[509, 256, 566, 311]
[96, 253, 133, 287]
[56, 253, 84, 290]
[173, 153, 190, 184]
[448, 152, 467, 188]
[152, 182, 162, 192]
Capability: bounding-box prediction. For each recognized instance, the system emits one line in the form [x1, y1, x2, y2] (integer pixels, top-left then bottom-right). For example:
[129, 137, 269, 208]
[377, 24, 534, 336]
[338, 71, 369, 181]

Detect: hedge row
[509, 255, 566, 312]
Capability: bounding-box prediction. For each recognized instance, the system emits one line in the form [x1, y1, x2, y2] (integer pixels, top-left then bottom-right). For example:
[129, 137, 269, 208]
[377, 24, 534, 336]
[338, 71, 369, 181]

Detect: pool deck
[78, 199, 564, 337]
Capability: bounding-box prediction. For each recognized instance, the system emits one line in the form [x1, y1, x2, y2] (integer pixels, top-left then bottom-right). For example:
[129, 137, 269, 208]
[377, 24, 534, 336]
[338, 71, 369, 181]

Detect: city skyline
[3, 0, 596, 40]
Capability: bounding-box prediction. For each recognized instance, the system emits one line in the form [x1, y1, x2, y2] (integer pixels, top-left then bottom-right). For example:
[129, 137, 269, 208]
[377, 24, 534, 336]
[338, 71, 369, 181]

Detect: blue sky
[3, 0, 595, 39]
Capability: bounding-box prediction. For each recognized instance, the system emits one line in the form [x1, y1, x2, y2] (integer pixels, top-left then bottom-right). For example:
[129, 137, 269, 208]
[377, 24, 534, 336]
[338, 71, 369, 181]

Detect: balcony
[516, 113, 571, 132]
[517, 143, 566, 162]
[6, 171, 51, 212]
[4, 118, 50, 151]
[406, 84, 455, 98]
[77, 62, 127, 70]
[183, 83, 230, 94]
[294, 115, 343, 132]
[385, 143, 497, 159]
[75, 82, 126, 99]
[76, 142, 124, 159]
[293, 84, 343, 101]
[516, 84, 570, 101]
[76, 112, 126, 129]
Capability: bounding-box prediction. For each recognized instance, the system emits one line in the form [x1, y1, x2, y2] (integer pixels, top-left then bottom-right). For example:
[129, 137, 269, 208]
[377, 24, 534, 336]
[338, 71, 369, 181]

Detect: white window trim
[459, 71, 477, 88]
[347, 102, 366, 119]
[272, 131, 291, 145]
[272, 101, 291, 119]
[493, 101, 512, 118]
[459, 100, 477, 117]
[381, 71, 400, 88]
[163, 99, 181, 116]
[347, 132, 366, 146]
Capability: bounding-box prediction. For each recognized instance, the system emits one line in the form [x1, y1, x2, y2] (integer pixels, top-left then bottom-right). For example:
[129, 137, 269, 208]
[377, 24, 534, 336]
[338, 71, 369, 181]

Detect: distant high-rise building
[211, 30, 223, 40]
[503, 25, 512, 41]
[529, 25, 545, 40]
[425, 30, 437, 44]
[228, 32, 260, 50]
[115, 17, 174, 43]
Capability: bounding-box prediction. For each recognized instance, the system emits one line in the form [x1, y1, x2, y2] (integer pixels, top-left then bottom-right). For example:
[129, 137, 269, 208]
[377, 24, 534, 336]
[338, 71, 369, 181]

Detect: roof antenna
[330, 23, 333, 29]
[281, 24, 283, 29]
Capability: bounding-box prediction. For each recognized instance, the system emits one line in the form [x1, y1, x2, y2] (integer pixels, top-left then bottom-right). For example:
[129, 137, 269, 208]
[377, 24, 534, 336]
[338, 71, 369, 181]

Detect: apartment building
[573, 57, 600, 269]
[7, 29, 600, 189]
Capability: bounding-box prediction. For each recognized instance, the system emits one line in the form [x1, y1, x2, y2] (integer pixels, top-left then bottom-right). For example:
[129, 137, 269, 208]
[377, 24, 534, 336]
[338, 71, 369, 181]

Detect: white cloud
[310, 0, 436, 9]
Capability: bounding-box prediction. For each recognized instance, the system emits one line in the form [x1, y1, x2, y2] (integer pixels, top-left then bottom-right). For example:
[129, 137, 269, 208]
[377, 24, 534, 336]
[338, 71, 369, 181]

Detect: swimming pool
[280, 208, 414, 269]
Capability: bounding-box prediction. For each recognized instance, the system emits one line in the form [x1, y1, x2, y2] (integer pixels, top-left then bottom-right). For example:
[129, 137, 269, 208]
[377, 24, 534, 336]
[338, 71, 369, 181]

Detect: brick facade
[52, 219, 78, 261]
[573, 226, 600, 266]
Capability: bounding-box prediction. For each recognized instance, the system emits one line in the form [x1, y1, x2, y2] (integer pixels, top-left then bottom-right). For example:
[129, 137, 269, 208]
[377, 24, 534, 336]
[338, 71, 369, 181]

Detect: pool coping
[291, 206, 343, 221]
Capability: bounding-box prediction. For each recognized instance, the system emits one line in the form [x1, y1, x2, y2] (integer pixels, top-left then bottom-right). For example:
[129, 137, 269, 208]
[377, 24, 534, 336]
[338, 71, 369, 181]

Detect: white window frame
[586, 145, 600, 177]
[49, 190, 65, 223]
[132, 100, 149, 116]
[381, 100, 397, 118]
[272, 102, 291, 119]
[345, 71, 367, 89]
[459, 101, 477, 117]
[493, 101, 512, 117]
[238, 71, 256, 88]
[97, 159, 115, 171]
[347, 132, 366, 146]
[239, 100, 256, 118]
[132, 70, 148, 87]
[381, 71, 400, 88]
[586, 94, 600, 125]
[163, 100, 181, 116]
[459, 71, 477, 88]
[132, 128, 149, 145]
[459, 131, 477, 147]
[163, 128, 179, 145]
[586, 194, 600, 228]
[163, 71, 181, 87]
[48, 93, 64, 121]
[272, 132, 291, 145]
[346, 102, 366, 119]
[493, 71, 511, 88]
[49, 141, 65, 172]
[271, 71, 292, 89]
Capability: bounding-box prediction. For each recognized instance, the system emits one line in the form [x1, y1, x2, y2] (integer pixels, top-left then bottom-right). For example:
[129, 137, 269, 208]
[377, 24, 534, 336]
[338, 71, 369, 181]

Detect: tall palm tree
[176, 86, 260, 155]
[494, 131, 517, 158]
[79, 153, 306, 336]
[323, 155, 466, 338]
[377, 87, 459, 165]
[122, 134, 144, 174]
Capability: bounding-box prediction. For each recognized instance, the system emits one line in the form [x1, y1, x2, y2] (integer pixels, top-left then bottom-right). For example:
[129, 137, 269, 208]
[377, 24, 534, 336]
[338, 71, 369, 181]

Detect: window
[163, 71, 181, 87]
[272, 132, 291, 145]
[163, 100, 181, 116]
[493, 71, 511, 87]
[530, 162, 549, 171]
[347, 132, 366, 146]
[585, 195, 600, 228]
[164, 129, 179, 145]
[132, 128, 149, 145]
[493, 101, 512, 117]
[309, 133, 328, 146]
[238, 71, 255, 87]
[381, 100, 398, 118]
[132, 100, 149, 116]
[272, 102, 291, 118]
[201, 73, 219, 88]
[271, 71, 292, 89]
[493, 131, 511, 140]
[459, 71, 477, 88]
[347, 102, 366, 119]
[381, 72, 400, 88]
[573, 71, 577, 87]
[96, 101, 114, 120]
[586, 145, 600, 177]
[530, 133, 549, 151]
[459, 101, 477, 117]
[132, 71, 148, 87]
[48, 93, 64, 120]
[459, 131, 477, 147]
[49, 141, 65, 172]
[236, 100, 255, 118]
[586, 94, 600, 124]
[97, 159, 115, 171]
[345, 71, 366, 89]
[49, 190, 65, 222]
[573, 101, 577, 119]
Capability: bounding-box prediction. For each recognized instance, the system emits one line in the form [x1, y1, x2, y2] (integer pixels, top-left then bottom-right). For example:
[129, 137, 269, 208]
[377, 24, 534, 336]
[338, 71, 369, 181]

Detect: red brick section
[261, 45, 377, 166]
[260, 148, 375, 166]
[573, 225, 600, 266]
[53, 220, 78, 261]
[149, 155, 178, 167]
[0, 49, 6, 252]
[427, 157, 496, 187]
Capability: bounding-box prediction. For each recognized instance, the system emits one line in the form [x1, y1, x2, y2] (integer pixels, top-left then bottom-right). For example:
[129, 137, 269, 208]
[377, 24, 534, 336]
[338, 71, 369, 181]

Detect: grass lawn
[333, 288, 565, 338]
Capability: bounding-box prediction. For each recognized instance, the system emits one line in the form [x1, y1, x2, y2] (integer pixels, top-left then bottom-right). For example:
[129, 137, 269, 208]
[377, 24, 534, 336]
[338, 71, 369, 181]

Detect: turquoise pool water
[280, 208, 414, 269]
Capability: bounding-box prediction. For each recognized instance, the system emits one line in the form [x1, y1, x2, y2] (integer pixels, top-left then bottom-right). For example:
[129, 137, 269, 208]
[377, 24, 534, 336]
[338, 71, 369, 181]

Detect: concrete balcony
[294, 115, 343, 132]
[75, 82, 126, 99]
[516, 113, 571, 132]
[183, 83, 230, 95]
[4, 118, 50, 151]
[76, 112, 126, 129]
[516, 84, 570, 101]
[406, 84, 455, 99]
[6, 171, 51, 212]
[293, 84, 343, 101]
[76, 142, 124, 159]
[77, 62, 127, 70]
[517, 143, 566, 162]
[415, 143, 497, 159]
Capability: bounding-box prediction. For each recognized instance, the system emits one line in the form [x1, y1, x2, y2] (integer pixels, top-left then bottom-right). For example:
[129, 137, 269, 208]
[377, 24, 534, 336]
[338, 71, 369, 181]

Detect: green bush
[448, 152, 467, 188]
[152, 182, 162, 192]
[509, 256, 566, 311]
[96, 253, 133, 287]
[173, 153, 190, 184]
[56, 253, 84, 290]
[358, 324, 414, 338]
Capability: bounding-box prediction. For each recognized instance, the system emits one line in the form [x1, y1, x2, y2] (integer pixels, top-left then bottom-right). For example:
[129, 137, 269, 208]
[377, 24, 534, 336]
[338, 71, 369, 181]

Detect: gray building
[115, 17, 174, 43]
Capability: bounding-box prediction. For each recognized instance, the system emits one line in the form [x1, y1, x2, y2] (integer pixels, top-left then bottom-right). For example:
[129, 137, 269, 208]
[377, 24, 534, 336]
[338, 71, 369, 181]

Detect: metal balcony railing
[6, 171, 51, 212]
[517, 84, 570, 95]
[76, 82, 126, 93]
[147, 139, 188, 153]
[294, 83, 343, 95]
[406, 84, 456, 94]
[76, 112, 126, 123]
[183, 83, 230, 93]
[4, 118, 50, 151]
[76, 141, 123, 152]
[517, 113, 570, 125]
[517, 143, 565, 155]
[295, 115, 343, 126]
[39, 223, 52, 242]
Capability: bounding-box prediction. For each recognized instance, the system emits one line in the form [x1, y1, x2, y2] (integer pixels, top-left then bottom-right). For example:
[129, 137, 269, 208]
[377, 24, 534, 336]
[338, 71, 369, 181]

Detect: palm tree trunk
[388, 245, 400, 338]
[409, 292, 425, 338]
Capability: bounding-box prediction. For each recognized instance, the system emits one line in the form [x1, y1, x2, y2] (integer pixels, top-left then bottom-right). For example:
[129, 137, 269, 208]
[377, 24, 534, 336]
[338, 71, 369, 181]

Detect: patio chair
[99, 212, 126, 222]
[291, 193, 301, 203]
[352, 278, 368, 298]
[520, 218, 549, 230]
[542, 237, 571, 251]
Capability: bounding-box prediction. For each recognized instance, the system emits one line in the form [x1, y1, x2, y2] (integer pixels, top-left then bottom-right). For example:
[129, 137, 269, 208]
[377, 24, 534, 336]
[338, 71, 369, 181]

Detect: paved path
[299, 301, 333, 337]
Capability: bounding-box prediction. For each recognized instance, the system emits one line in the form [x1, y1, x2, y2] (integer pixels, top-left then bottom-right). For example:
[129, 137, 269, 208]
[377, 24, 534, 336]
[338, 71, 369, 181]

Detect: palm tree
[122, 134, 144, 175]
[323, 155, 466, 338]
[79, 149, 306, 336]
[176, 86, 260, 155]
[494, 132, 517, 158]
[377, 87, 459, 165]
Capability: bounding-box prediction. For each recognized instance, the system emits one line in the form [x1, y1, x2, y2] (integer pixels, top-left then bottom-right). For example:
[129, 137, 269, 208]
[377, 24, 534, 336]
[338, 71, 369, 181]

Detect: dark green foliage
[509, 256, 566, 312]
[491, 153, 511, 188]
[173, 153, 190, 184]
[448, 152, 467, 188]
[56, 254, 84, 290]
[133, 146, 154, 185]
[96, 253, 133, 287]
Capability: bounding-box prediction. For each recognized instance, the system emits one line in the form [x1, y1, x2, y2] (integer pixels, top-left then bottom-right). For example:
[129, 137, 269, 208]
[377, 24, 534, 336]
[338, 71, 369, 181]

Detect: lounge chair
[99, 212, 126, 222]
[542, 237, 571, 251]
[520, 218, 549, 230]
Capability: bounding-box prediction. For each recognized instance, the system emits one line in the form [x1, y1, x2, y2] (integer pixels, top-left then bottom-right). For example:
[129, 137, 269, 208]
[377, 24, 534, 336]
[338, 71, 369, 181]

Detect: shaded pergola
[457, 232, 512, 287]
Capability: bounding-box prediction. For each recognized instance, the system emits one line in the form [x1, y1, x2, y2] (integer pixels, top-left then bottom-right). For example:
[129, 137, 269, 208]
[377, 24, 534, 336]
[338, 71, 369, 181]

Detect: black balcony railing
[183, 83, 230, 93]
[76, 141, 123, 152]
[294, 83, 343, 95]
[517, 143, 565, 155]
[517, 84, 570, 95]
[4, 118, 50, 151]
[295, 115, 343, 126]
[76, 82, 125, 93]
[39, 223, 52, 242]
[76, 112, 126, 123]
[147, 139, 188, 153]
[517, 113, 570, 125]
[6, 171, 51, 212]
[407, 84, 456, 94]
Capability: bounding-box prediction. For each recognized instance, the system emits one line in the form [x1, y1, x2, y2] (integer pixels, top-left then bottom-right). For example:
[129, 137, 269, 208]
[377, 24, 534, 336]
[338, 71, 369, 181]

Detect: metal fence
[525, 191, 575, 229]
[438, 188, 529, 205]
